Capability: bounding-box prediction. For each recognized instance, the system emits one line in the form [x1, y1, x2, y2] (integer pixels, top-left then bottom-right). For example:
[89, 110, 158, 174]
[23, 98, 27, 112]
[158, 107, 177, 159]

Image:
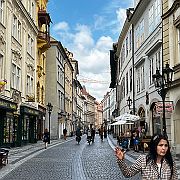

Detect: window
[155, 51, 161, 70]
[17, 21, 21, 42]
[141, 65, 145, 90]
[28, 34, 34, 55]
[31, 2, 35, 19]
[22, 116, 29, 141]
[126, 72, 128, 94]
[58, 90, 61, 108]
[126, 36, 128, 56]
[154, 0, 161, 26]
[60, 68, 63, 83]
[0, 0, 4, 24]
[136, 65, 145, 93]
[27, 75, 33, 94]
[140, 19, 144, 44]
[129, 29, 132, 51]
[136, 19, 144, 50]
[136, 26, 140, 49]
[0, 54, 3, 79]
[149, 0, 161, 34]
[149, 5, 154, 34]
[129, 68, 132, 91]
[137, 69, 140, 93]
[58, 66, 60, 82]
[11, 63, 21, 90]
[3, 117, 14, 143]
[149, 57, 154, 85]
[149, 51, 161, 85]
[12, 15, 17, 38]
[121, 44, 125, 65]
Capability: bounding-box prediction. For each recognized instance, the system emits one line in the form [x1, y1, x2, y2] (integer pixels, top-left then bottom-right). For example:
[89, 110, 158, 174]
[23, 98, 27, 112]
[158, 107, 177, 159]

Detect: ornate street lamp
[127, 96, 132, 110]
[47, 102, 53, 144]
[152, 63, 173, 136]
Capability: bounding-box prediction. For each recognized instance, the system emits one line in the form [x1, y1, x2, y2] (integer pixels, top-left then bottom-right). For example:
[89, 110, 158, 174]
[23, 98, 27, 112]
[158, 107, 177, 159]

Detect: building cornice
[162, 0, 180, 20]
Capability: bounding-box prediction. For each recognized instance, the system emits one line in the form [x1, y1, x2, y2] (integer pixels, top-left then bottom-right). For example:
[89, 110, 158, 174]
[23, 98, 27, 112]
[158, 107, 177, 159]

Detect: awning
[115, 113, 140, 122]
[109, 120, 134, 126]
[110, 120, 127, 126]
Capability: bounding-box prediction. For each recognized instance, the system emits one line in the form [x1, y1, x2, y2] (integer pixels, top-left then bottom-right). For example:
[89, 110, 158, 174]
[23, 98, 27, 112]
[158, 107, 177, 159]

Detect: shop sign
[0, 99, 17, 110]
[21, 106, 39, 115]
[156, 101, 174, 113]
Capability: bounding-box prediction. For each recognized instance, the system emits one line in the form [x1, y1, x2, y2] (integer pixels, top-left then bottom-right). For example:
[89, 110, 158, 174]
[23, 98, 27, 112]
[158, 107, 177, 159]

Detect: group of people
[117, 128, 146, 152]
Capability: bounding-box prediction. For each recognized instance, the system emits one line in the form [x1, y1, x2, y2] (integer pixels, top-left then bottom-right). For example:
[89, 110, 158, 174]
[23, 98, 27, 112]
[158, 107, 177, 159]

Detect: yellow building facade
[36, 0, 51, 139]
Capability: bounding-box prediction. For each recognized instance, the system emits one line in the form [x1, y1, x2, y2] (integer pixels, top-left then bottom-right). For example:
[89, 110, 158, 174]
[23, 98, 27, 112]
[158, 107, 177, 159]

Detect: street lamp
[47, 102, 53, 144]
[127, 96, 132, 110]
[152, 63, 173, 136]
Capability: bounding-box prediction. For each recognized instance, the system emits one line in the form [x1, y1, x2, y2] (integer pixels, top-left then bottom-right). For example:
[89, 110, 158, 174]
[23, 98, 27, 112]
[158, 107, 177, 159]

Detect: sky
[47, 0, 134, 102]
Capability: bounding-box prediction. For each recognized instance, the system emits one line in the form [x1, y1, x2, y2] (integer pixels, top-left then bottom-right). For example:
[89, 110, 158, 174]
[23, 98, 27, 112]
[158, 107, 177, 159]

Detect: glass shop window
[22, 116, 29, 141]
[3, 116, 13, 143]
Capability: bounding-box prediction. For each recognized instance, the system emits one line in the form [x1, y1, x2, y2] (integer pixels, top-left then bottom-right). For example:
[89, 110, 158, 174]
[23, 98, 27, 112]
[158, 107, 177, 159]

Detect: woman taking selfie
[115, 134, 178, 179]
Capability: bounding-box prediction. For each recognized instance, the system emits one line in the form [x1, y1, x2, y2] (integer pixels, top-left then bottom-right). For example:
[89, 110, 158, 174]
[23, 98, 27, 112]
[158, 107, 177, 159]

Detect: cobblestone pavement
[0, 135, 141, 180]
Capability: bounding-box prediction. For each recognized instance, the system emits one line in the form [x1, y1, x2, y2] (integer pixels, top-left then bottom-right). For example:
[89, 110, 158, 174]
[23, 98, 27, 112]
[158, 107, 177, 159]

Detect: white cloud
[50, 0, 134, 101]
[52, 21, 69, 31]
[53, 23, 113, 101]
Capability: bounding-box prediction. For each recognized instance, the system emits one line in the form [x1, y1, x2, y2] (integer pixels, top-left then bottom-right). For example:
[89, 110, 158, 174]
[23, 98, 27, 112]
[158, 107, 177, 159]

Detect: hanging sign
[156, 101, 174, 113]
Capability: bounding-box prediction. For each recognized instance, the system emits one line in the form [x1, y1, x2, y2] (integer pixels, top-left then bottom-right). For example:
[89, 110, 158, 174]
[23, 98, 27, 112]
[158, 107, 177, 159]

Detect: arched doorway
[174, 99, 180, 155]
[137, 107, 147, 133]
[150, 102, 161, 135]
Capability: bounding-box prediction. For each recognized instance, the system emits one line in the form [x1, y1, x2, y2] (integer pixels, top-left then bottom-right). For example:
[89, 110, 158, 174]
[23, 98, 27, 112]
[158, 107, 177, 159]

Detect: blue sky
[47, 0, 134, 102]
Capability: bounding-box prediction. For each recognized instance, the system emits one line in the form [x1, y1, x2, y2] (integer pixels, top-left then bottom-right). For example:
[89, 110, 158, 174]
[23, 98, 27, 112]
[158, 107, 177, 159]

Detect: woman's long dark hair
[146, 134, 174, 177]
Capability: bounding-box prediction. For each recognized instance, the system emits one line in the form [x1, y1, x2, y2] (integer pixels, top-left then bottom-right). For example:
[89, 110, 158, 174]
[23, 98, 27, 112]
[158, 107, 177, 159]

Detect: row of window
[120, 0, 161, 68]
[0, 0, 35, 24]
[136, 0, 161, 49]
[119, 49, 161, 103]
[0, 52, 46, 104]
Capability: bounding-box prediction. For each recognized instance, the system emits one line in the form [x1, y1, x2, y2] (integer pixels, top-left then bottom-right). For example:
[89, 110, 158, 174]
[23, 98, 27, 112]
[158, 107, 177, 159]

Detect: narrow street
[0, 135, 141, 180]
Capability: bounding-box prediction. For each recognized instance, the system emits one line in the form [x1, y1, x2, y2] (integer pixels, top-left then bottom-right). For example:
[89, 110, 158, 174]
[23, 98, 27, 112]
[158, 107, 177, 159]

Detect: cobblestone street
[0, 135, 141, 180]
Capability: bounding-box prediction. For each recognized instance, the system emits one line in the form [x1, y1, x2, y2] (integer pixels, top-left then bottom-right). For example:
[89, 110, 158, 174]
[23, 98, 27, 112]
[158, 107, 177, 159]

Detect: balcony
[38, 10, 51, 52]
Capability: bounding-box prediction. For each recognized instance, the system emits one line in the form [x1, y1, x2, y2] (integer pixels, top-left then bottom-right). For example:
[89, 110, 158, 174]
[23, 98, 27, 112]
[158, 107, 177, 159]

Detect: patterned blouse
[117, 155, 178, 180]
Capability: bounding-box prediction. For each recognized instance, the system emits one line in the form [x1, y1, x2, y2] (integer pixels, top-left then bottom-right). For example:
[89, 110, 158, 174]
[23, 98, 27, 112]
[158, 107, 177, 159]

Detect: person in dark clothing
[76, 127, 82, 144]
[63, 128, 67, 140]
[99, 126, 104, 141]
[43, 128, 50, 149]
[91, 127, 95, 143]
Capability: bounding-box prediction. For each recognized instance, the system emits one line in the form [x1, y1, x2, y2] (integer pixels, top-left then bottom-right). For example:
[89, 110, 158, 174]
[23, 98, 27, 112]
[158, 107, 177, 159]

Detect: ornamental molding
[12, 49, 22, 66]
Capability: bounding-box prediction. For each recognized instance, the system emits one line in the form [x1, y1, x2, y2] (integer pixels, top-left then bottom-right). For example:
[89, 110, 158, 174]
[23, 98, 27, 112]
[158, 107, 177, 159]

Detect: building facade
[0, 0, 39, 147]
[46, 37, 66, 139]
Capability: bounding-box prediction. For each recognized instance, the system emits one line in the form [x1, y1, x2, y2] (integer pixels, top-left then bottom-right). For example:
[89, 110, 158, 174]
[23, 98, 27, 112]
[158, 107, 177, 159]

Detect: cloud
[50, 0, 134, 101]
[51, 21, 112, 101]
[52, 21, 69, 31]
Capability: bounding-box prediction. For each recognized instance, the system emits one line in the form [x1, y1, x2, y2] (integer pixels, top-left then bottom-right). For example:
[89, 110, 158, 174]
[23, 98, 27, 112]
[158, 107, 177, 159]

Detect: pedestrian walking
[63, 128, 67, 140]
[75, 127, 82, 144]
[91, 127, 95, 143]
[43, 128, 49, 149]
[115, 134, 178, 179]
[99, 126, 104, 141]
